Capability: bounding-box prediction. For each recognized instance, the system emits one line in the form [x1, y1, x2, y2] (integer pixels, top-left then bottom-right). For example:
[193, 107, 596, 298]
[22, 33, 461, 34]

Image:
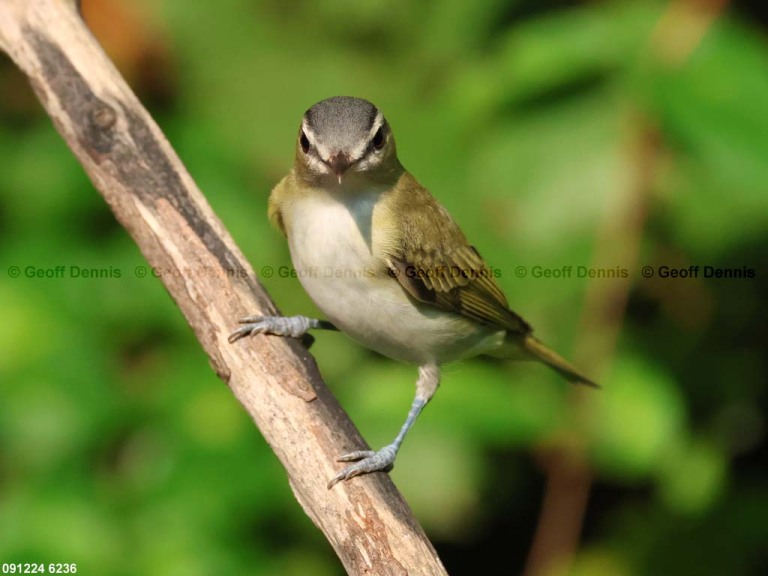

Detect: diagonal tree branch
[0, 1, 447, 574]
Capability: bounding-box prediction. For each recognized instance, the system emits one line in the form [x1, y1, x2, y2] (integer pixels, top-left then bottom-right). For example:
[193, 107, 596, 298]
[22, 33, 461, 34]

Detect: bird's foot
[327, 444, 398, 489]
[228, 315, 319, 343]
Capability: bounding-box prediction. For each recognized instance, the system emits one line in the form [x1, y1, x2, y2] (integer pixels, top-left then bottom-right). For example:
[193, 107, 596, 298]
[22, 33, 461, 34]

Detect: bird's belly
[287, 196, 500, 364]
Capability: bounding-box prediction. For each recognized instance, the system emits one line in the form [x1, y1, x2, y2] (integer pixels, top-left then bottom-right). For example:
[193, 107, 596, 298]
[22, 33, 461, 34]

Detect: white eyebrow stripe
[367, 111, 384, 139]
[301, 118, 317, 139]
[301, 119, 331, 158]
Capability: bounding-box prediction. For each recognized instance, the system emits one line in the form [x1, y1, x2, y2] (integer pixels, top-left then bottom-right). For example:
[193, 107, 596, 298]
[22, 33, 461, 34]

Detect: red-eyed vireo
[230, 96, 597, 489]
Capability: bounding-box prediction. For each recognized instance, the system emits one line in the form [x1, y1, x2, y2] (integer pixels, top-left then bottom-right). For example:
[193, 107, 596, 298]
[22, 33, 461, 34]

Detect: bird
[229, 96, 597, 489]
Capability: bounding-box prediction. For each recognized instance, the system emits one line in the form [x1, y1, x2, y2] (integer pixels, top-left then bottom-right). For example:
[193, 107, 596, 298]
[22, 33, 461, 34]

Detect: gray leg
[328, 363, 440, 489]
[228, 315, 336, 343]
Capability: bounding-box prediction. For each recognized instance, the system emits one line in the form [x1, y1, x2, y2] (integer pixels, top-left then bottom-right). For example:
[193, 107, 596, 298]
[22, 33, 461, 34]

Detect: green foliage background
[1, 1, 766, 575]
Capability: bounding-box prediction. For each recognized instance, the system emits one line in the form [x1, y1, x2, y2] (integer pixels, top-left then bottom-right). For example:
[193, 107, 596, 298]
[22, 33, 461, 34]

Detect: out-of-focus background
[1, 1, 766, 574]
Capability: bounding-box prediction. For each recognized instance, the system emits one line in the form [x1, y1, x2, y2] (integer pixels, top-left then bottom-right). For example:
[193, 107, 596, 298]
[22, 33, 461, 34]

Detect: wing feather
[384, 174, 530, 334]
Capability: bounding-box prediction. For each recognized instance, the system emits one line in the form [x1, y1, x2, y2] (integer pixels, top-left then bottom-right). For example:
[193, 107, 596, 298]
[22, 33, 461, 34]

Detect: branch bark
[0, 1, 447, 574]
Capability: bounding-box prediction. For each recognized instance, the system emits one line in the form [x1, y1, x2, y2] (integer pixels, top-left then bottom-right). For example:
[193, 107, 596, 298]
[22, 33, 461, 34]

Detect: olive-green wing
[384, 176, 530, 334]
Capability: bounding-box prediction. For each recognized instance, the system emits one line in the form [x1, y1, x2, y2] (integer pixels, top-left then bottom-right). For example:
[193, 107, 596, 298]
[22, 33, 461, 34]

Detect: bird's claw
[327, 445, 397, 489]
[228, 315, 318, 343]
[228, 316, 269, 343]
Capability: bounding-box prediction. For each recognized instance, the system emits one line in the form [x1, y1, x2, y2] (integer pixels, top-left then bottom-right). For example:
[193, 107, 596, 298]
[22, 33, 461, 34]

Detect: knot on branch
[90, 103, 116, 130]
[85, 102, 117, 154]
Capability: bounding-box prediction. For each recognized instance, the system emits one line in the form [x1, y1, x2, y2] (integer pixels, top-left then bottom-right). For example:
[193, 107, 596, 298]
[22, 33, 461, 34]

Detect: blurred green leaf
[589, 356, 686, 479]
[658, 438, 727, 514]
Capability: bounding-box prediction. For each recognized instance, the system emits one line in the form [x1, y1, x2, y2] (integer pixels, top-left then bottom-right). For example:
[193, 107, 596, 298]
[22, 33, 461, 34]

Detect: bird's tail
[519, 334, 599, 388]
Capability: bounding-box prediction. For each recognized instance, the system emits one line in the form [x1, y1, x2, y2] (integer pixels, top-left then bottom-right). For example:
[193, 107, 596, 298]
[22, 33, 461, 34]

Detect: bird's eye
[300, 131, 310, 153]
[372, 127, 385, 150]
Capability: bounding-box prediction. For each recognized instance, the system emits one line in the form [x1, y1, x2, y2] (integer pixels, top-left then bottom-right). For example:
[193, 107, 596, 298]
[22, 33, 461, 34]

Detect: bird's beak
[327, 152, 351, 184]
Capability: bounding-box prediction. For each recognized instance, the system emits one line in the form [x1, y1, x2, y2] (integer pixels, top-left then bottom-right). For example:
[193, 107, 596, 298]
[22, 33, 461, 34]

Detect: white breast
[286, 191, 500, 364]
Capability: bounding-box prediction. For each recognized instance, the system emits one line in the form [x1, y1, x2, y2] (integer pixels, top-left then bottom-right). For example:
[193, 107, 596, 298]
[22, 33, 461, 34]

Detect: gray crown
[304, 96, 381, 151]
